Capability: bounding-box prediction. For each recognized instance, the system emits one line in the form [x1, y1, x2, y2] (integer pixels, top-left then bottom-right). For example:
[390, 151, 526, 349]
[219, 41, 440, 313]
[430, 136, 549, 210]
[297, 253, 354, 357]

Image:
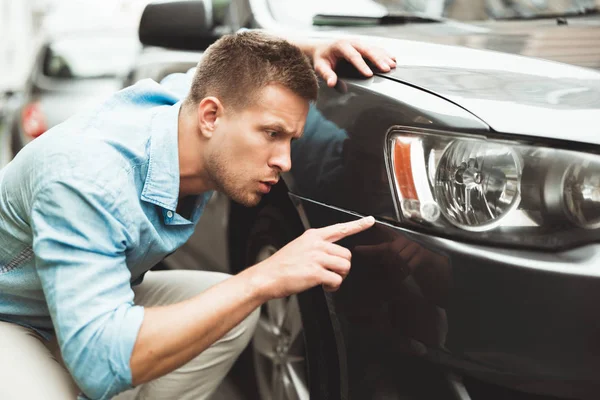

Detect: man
[0, 31, 395, 399]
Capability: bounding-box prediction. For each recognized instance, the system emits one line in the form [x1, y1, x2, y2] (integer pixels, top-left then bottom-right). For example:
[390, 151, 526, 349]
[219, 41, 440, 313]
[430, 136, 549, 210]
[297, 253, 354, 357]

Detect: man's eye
[267, 131, 278, 138]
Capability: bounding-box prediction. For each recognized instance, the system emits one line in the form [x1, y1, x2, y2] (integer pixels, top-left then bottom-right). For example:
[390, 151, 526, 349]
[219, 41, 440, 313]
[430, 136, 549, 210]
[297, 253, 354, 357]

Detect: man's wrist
[241, 263, 274, 304]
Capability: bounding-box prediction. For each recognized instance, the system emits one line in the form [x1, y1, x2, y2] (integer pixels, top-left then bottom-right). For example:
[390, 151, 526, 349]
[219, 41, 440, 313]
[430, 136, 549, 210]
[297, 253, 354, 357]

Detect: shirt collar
[140, 101, 182, 212]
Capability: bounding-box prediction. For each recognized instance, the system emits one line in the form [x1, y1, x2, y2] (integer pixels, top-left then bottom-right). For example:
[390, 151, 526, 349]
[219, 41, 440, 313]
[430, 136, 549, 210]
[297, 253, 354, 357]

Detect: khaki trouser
[0, 270, 260, 400]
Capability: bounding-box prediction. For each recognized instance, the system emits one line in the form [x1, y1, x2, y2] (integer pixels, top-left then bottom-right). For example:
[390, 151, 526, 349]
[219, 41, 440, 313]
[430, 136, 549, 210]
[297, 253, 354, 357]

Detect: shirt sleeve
[30, 178, 144, 400]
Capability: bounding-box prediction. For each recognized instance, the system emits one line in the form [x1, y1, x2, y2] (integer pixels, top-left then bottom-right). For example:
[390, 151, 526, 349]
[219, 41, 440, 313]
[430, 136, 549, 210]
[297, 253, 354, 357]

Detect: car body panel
[372, 39, 600, 143]
[293, 194, 600, 399]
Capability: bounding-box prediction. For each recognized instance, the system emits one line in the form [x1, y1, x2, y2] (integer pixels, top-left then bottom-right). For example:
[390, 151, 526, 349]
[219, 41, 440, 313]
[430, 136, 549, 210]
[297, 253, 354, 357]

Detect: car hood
[305, 17, 600, 144]
[367, 38, 600, 145]
[309, 26, 600, 145]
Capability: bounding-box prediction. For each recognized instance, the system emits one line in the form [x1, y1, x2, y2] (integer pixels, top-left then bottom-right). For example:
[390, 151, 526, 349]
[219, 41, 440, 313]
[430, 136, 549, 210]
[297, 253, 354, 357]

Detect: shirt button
[167, 211, 174, 218]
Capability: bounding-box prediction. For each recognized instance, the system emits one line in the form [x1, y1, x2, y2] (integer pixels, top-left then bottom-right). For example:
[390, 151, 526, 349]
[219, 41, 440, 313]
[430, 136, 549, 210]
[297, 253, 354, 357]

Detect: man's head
[182, 31, 318, 206]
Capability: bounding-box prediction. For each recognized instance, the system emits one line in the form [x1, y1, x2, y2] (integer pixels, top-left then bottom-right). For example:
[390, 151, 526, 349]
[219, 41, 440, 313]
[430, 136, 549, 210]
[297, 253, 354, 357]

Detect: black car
[136, 1, 600, 399]
[8, 28, 139, 156]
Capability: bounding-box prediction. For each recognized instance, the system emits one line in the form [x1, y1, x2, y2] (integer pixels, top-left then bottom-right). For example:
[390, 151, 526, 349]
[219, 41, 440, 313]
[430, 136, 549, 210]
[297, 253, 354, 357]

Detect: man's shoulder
[6, 78, 190, 217]
[25, 135, 139, 197]
[11, 119, 145, 210]
[108, 78, 184, 109]
[79, 78, 182, 137]
[51, 78, 184, 137]
[22, 79, 183, 182]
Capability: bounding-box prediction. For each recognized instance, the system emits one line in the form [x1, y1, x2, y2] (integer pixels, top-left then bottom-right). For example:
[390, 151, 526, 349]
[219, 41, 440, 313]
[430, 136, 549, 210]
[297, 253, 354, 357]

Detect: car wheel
[247, 207, 310, 400]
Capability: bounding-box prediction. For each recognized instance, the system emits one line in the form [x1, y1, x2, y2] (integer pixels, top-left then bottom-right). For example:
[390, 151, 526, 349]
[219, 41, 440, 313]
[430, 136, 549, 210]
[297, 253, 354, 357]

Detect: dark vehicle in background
[8, 29, 139, 156]
[136, 1, 600, 400]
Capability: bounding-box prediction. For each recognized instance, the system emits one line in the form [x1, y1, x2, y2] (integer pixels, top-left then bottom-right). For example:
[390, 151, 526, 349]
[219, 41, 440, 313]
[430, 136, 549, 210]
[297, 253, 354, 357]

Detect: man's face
[205, 84, 309, 207]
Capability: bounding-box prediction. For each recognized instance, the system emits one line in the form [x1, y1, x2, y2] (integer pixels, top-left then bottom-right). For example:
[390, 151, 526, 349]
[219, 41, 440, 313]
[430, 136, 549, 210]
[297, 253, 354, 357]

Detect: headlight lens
[387, 127, 600, 248]
[435, 140, 522, 232]
[564, 158, 600, 229]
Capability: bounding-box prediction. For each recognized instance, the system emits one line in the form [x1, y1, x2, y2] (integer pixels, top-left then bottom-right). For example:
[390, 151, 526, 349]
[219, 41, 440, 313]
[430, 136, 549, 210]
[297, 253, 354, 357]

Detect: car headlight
[564, 160, 600, 229]
[386, 127, 600, 248]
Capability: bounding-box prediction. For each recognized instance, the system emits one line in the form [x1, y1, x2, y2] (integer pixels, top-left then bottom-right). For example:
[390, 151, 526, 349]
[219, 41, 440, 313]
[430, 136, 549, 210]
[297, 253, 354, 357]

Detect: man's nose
[268, 146, 292, 173]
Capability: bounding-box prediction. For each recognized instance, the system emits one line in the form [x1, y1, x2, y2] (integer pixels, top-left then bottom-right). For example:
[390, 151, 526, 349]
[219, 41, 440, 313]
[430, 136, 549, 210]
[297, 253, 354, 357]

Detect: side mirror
[139, 0, 219, 51]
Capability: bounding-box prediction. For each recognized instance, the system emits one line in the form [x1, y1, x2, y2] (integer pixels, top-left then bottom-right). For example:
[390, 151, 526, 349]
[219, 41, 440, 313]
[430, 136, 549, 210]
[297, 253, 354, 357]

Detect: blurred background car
[6, 27, 139, 156]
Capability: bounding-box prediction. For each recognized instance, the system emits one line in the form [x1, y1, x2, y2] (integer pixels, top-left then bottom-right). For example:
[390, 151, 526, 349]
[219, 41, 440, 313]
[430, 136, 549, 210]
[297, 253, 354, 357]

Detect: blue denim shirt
[0, 74, 212, 399]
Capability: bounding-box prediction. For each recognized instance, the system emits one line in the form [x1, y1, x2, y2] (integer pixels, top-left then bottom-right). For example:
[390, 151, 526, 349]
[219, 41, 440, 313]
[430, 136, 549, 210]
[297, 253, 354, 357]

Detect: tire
[245, 206, 310, 400]
[229, 203, 342, 400]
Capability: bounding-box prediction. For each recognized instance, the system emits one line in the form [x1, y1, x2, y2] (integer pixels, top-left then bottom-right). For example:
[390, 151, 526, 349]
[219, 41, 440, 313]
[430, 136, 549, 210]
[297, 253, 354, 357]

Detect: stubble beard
[206, 151, 262, 207]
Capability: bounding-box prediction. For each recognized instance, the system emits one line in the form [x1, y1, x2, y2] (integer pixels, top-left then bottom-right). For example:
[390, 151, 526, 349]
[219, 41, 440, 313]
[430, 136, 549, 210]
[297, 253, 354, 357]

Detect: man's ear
[197, 97, 223, 139]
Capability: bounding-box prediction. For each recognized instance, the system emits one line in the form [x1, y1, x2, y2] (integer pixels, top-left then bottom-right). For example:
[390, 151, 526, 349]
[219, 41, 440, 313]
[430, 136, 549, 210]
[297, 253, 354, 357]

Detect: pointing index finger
[319, 216, 375, 243]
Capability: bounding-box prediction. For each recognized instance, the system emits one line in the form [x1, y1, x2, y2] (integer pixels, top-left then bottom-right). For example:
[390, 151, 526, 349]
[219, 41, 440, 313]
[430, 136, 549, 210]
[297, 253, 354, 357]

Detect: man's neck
[177, 106, 214, 197]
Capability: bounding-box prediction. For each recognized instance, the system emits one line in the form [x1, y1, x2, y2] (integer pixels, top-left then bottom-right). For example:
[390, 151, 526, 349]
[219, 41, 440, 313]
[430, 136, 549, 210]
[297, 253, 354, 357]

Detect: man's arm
[129, 216, 375, 385]
[32, 173, 373, 396]
[129, 267, 263, 384]
[31, 179, 145, 400]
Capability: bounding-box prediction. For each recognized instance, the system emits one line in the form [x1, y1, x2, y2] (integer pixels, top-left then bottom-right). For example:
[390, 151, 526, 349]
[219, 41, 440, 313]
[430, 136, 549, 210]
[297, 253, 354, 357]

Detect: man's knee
[241, 306, 260, 342]
[0, 322, 79, 399]
[134, 270, 234, 306]
[220, 306, 260, 354]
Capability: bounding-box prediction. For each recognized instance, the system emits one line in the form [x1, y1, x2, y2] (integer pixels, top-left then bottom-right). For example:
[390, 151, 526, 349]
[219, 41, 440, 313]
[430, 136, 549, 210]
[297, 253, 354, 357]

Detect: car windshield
[43, 35, 139, 80]
[266, 0, 600, 26]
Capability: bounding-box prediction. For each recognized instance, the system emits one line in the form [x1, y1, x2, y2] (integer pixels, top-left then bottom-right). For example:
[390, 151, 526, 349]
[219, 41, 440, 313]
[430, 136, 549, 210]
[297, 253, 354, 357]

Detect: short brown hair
[184, 31, 318, 112]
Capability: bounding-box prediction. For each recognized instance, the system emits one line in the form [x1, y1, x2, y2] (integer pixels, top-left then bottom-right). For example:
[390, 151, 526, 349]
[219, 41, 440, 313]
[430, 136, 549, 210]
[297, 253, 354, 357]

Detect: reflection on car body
[133, 1, 600, 399]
